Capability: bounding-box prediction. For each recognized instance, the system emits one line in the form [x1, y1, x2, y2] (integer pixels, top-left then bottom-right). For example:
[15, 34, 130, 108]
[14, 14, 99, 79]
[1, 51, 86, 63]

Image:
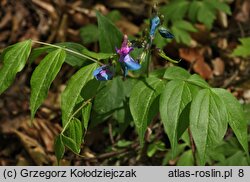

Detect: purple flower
[116, 35, 133, 56]
[93, 65, 113, 81]
[116, 35, 141, 76]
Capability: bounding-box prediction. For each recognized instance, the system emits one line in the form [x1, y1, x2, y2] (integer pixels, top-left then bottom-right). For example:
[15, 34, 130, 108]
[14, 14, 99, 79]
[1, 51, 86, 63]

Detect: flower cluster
[93, 35, 141, 80]
[93, 10, 175, 81]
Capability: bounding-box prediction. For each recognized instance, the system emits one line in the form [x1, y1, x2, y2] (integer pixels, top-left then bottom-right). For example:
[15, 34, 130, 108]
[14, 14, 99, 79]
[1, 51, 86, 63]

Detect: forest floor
[0, 0, 250, 165]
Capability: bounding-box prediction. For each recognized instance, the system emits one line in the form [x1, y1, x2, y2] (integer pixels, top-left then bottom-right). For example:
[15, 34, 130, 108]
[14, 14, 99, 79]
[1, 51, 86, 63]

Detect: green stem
[61, 98, 92, 134]
[145, 37, 153, 77]
[146, 50, 150, 77]
[32, 40, 104, 66]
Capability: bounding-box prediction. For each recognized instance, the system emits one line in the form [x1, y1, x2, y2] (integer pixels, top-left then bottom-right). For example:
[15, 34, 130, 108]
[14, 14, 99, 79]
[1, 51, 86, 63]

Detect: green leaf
[147, 141, 165, 157]
[208, 137, 246, 165]
[54, 134, 65, 162]
[0, 45, 14, 62]
[239, 37, 250, 46]
[59, 43, 88, 67]
[113, 100, 133, 134]
[29, 45, 60, 63]
[153, 31, 169, 49]
[116, 140, 132, 148]
[217, 151, 249, 166]
[30, 42, 88, 67]
[205, 0, 231, 15]
[174, 20, 197, 32]
[91, 110, 113, 128]
[213, 137, 243, 157]
[96, 11, 123, 53]
[161, 0, 190, 22]
[130, 77, 165, 144]
[188, 1, 201, 22]
[163, 66, 191, 80]
[61, 63, 98, 127]
[82, 102, 92, 130]
[231, 37, 250, 58]
[160, 80, 198, 157]
[80, 24, 99, 44]
[82, 48, 114, 61]
[64, 117, 83, 150]
[30, 49, 66, 119]
[81, 79, 100, 100]
[187, 74, 211, 88]
[157, 49, 180, 63]
[208, 148, 226, 163]
[171, 26, 192, 45]
[106, 10, 122, 22]
[213, 88, 248, 155]
[61, 117, 83, 154]
[149, 68, 167, 78]
[123, 78, 138, 97]
[177, 150, 194, 166]
[61, 135, 79, 154]
[0, 40, 32, 95]
[197, 3, 216, 29]
[190, 89, 228, 165]
[94, 76, 125, 114]
[162, 143, 187, 165]
[243, 103, 250, 124]
[180, 130, 191, 146]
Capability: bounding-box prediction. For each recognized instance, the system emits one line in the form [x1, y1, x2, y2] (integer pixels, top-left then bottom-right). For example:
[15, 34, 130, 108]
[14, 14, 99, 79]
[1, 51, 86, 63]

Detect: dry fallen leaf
[212, 57, 225, 76]
[217, 38, 228, 50]
[179, 48, 213, 79]
[14, 130, 50, 165]
[235, 0, 250, 23]
[0, 116, 61, 165]
[217, 11, 228, 28]
[116, 19, 140, 35]
[243, 90, 250, 103]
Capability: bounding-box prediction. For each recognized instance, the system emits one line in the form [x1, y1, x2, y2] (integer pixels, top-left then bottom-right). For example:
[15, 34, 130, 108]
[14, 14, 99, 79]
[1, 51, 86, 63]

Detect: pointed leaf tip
[30, 49, 66, 119]
[0, 40, 32, 95]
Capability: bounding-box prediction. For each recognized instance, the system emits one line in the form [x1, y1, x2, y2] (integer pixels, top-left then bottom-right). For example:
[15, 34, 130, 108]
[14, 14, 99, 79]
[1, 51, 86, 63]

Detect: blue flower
[123, 55, 141, 70]
[158, 27, 174, 39]
[93, 65, 113, 81]
[120, 55, 141, 76]
[150, 16, 160, 37]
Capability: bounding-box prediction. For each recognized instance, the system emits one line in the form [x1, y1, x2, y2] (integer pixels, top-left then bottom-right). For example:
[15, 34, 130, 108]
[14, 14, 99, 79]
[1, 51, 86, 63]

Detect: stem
[145, 37, 153, 78]
[70, 142, 140, 161]
[108, 122, 115, 144]
[61, 98, 92, 133]
[188, 127, 197, 165]
[146, 50, 150, 77]
[32, 40, 104, 66]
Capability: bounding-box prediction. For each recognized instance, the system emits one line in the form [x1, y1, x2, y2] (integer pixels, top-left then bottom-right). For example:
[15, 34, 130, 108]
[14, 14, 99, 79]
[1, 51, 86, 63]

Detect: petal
[93, 66, 113, 81]
[150, 16, 160, 36]
[158, 27, 174, 39]
[118, 55, 125, 62]
[124, 55, 141, 70]
[93, 66, 103, 76]
[95, 74, 107, 81]
[121, 34, 128, 47]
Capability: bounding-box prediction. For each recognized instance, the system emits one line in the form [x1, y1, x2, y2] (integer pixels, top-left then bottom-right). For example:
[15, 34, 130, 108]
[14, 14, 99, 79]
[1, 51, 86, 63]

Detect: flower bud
[158, 26, 174, 39]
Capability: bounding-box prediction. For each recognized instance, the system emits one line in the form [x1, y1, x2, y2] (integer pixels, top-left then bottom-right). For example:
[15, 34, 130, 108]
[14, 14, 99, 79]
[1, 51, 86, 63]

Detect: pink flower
[116, 35, 141, 76]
